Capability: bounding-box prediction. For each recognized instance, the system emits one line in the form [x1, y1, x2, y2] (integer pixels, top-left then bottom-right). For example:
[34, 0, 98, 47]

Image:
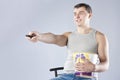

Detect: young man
[26, 3, 109, 80]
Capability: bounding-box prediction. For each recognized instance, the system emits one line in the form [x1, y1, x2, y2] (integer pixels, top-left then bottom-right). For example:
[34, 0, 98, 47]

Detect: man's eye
[79, 12, 84, 15]
[74, 13, 76, 16]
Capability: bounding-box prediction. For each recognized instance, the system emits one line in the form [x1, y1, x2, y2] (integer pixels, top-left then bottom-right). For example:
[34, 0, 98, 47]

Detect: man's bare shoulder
[96, 31, 106, 38]
[63, 32, 72, 37]
[96, 31, 107, 43]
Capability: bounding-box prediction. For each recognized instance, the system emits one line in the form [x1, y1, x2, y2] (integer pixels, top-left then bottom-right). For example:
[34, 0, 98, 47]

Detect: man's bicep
[56, 32, 71, 47]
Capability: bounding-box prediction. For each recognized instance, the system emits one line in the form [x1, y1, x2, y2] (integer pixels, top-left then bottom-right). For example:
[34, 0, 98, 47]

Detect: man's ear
[89, 13, 92, 19]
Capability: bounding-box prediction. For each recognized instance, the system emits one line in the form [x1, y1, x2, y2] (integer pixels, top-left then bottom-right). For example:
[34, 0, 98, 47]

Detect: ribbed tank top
[64, 28, 99, 78]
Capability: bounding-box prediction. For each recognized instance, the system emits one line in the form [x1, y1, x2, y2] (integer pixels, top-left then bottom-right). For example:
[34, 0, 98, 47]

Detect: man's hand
[75, 59, 95, 72]
[26, 31, 40, 43]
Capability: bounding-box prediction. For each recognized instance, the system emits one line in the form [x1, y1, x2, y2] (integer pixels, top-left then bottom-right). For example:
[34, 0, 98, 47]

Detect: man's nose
[75, 14, 80, 19]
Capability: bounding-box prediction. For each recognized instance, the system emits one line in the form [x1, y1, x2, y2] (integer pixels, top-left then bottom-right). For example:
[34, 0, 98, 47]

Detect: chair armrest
[49, 67, 64, 71]
[49, 67, 64, 77]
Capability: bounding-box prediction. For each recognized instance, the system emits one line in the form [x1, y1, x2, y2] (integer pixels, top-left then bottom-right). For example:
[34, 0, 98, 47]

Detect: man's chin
[76, 24, 82, 27]
[75, 22, 82, 26]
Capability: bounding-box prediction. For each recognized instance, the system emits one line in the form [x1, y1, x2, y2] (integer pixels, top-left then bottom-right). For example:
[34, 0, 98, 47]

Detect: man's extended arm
[26, 31, 71, 47]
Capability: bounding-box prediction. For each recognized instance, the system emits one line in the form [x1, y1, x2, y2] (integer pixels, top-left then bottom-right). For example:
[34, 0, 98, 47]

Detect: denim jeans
[50, 73, 97, 80]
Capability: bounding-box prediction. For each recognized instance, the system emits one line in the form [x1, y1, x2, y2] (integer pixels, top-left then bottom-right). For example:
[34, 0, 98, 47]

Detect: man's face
[73, 7, 92, 26]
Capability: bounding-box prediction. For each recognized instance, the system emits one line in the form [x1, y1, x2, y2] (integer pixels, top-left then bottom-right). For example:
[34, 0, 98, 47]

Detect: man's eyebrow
[73, 11, 85, 14]
[79, 11, 85, 13]
[74, 11, 85, 13]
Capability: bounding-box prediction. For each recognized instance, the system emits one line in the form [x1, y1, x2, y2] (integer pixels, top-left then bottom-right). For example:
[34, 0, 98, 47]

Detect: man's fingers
[75, 63, 85, 69]
[81, 58, 90, 63]
[25, 34, 38, 42]
[75, 64, 85, 71]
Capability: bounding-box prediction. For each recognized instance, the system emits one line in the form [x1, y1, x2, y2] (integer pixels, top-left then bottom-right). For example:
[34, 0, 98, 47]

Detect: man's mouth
[75, 19, 81, 22]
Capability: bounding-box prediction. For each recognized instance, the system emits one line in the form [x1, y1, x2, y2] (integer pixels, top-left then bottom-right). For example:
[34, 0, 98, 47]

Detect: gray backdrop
[0, 0, 119, 80]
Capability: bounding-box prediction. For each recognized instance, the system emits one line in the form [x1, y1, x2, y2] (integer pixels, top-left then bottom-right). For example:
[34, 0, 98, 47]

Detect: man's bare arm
[95, 31, 109, 72]
[26, 31, 71, 47]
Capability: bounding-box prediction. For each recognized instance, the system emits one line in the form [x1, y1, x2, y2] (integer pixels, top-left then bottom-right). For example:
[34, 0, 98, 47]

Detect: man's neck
[77, 25, 92, 34]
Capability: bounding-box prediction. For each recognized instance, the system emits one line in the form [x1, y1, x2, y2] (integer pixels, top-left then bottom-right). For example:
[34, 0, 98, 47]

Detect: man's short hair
[74, 3, 92, 13]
